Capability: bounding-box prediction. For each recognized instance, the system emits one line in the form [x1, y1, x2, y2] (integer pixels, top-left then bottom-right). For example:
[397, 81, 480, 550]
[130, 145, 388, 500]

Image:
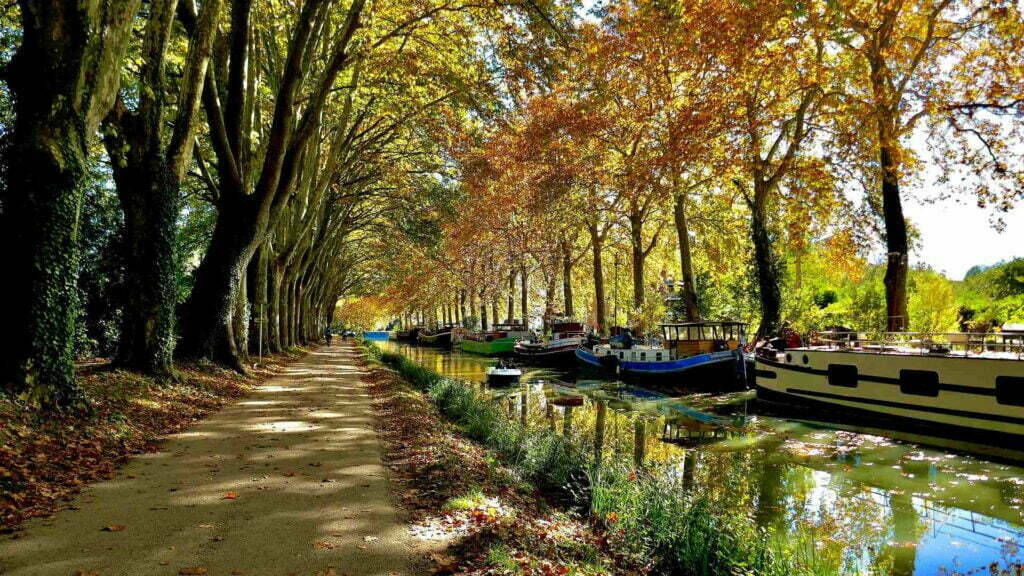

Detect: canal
[382, 340, 1024, 575]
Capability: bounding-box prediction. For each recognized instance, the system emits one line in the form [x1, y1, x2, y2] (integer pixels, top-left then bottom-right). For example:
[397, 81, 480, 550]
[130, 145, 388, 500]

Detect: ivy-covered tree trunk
[102, 0, 218, 377]
[2, 116, 88, 405]
[1, 0, 139, 405]
[105, 140, 179, 377]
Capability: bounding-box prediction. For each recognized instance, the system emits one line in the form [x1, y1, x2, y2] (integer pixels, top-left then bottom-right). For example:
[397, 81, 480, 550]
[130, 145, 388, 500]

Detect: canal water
[383, 341, 1024, 575]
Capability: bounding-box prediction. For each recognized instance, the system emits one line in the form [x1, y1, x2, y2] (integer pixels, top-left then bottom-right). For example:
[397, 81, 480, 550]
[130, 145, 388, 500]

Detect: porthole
[786, 353, 792, 363]
[802, 354, 810, 365]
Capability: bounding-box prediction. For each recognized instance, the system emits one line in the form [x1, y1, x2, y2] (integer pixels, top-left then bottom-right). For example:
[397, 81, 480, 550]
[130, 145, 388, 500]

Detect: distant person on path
[325, 327, 333, 345]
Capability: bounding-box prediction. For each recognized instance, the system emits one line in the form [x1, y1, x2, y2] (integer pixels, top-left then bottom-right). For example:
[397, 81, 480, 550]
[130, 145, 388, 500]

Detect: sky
[903, 197, 1022, 280]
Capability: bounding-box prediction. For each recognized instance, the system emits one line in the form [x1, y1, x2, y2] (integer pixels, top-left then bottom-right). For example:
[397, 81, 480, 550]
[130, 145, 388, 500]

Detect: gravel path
[1, 344, 421, 576]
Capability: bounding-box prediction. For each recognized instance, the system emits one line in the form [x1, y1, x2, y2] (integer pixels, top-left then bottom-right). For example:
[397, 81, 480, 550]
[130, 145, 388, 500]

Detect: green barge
[458, 322, 530, 356]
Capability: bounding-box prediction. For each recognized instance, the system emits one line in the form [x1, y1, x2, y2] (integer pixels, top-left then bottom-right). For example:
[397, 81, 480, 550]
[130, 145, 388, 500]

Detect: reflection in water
[384, 342, 1024, 575]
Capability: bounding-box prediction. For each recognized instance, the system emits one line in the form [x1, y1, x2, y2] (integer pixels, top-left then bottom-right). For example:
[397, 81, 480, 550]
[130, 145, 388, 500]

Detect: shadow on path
[1, 344, 421, 576]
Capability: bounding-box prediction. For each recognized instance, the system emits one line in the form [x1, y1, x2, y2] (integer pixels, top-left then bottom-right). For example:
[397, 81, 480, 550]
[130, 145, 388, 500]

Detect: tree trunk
[233, 271, 249, 359]
[544, 264, 556, 332]
[101, 0, 217, 377]
[268, 261, 283, 352]
[628, 211, 645, 313]
[561, 240, 575, 318]
[177, 198, 260, 370]
[588, 223, 606, 335]
[459, 290, 467, 327]
[479, 289, 488, 332]
[881, 145, 909, 332]
[248, 243, 268, 355]
[520, 264, 529, 329]
[751, 185, 782, 338]
[469, 288, 477, 329]
[105, 142, 179, 377]
[507, 270, 515, 323]
[673, 192, 700, 321]
[1, 0, 140, 405]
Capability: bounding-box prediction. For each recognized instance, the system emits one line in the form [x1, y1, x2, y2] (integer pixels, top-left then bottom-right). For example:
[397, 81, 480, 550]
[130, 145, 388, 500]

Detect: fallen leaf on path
[283, 470, 295, 477]
[101, 524, 125, 532]
[178, 567, 208, 575]
[73, 571, 99, 576]
[362, 535, 378, 542]
[222, 492, 239, 500]
[314, 540, 336, 549]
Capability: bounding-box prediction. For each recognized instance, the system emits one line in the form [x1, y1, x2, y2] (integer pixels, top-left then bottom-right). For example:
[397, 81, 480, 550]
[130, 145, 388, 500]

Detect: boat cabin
[661, 321, 747, 358]
[551, 321, 585, 339]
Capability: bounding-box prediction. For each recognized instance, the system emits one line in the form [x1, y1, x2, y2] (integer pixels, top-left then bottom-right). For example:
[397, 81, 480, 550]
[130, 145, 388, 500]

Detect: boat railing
[807, 331, 1024, 359]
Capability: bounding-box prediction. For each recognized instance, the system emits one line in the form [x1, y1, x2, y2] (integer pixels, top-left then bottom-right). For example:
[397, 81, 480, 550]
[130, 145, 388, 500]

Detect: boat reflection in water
[383, 341, 1024, 575]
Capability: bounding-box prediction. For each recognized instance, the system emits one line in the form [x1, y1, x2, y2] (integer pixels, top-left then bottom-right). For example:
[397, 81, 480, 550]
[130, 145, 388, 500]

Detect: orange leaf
[102, 524, 126, 532]
[222, 492, 239, 500]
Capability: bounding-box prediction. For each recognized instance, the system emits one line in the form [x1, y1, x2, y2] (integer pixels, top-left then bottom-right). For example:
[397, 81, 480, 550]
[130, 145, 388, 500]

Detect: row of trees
[0, 0, 550, 407]
[365, 0, 1023, 339]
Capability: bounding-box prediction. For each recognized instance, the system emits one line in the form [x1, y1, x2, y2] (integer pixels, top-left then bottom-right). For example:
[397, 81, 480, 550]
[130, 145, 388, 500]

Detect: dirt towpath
[1, 344, 421, 576]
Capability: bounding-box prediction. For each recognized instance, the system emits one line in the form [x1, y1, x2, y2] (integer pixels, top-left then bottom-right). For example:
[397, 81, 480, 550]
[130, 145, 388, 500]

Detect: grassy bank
[0, 349, 307, 532]
[363, 340, 840, 576]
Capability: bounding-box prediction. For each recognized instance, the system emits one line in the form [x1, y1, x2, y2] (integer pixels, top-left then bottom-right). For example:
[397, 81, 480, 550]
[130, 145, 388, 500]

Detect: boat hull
[755, 349, 1024, 449]
[417, 331, 452, 346]
[486, 373, 521, 387]
[513, 342, 580, 364]
[461, 338, 516, 356]
[576, 347, 745, 389]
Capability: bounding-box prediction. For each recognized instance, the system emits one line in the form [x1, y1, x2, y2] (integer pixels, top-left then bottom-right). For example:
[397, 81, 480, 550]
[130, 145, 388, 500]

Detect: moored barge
[755, 332, 1024, 448]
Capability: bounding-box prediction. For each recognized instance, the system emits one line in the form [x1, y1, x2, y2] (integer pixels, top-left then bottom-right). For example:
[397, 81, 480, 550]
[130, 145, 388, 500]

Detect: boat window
[619, 352, 623, 359]
[899, 370, 940, 397]
[640, 352, 646, 360]
[827, 364, 858, 388]
[996, 376, 1024, 406]
[656, 353, 662, 361]
[802, 354, 809, 365]
[785, 353, 792, 363]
